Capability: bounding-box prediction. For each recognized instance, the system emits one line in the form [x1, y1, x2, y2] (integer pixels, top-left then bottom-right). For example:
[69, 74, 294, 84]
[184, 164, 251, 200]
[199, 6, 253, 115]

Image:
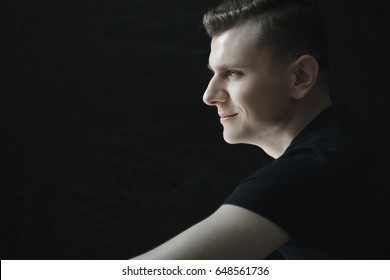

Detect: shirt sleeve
[223, 152, 333, 246]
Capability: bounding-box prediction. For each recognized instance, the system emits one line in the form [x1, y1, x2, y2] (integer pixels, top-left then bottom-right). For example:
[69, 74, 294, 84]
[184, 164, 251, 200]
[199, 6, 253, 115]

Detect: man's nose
[202, 76, 228, 106]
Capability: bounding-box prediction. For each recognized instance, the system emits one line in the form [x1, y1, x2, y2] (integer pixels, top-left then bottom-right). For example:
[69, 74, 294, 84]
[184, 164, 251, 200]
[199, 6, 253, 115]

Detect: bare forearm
[131, 205, 289, 260]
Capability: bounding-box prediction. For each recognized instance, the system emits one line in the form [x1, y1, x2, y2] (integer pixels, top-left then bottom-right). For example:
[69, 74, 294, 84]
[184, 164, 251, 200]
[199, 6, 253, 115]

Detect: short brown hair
[203, 0, 329, 80]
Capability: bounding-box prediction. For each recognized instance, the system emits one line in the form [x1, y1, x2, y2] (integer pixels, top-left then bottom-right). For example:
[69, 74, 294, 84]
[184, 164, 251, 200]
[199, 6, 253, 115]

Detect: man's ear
[290, 55, 319, 100]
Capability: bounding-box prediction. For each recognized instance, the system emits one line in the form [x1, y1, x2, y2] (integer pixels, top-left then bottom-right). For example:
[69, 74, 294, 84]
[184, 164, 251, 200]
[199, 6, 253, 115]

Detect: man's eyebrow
[207, 63, 249, 71]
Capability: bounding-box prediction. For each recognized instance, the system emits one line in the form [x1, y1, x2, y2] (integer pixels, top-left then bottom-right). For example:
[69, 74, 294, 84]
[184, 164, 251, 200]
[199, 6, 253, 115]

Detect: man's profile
[131, 0, 390, 260]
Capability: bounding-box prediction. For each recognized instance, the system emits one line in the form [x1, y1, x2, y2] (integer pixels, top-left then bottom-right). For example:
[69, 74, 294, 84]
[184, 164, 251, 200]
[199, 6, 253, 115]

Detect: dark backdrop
[1, 0, 389, 260]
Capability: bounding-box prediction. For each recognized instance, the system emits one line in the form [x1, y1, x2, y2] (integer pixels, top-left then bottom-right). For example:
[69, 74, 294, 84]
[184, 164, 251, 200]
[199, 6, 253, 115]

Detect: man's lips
[219, 113, 238, 121]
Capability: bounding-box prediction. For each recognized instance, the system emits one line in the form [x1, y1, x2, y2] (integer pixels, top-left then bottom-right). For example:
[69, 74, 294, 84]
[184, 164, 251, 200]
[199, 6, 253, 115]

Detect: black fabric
[224, 105, 390, 259]
[1, 0, 267, 260]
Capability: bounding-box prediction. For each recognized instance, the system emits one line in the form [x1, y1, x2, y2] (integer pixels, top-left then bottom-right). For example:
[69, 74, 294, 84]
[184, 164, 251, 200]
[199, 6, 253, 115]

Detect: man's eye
[227, 70, 240, 77]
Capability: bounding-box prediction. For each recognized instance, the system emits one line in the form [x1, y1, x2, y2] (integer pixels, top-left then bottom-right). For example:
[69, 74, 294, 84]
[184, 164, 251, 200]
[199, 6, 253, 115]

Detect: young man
[132, 0, 389, 259]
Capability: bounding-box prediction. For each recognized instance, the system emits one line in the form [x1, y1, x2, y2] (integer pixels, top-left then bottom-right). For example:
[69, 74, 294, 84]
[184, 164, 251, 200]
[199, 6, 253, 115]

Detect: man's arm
[131, 204, 289, 260]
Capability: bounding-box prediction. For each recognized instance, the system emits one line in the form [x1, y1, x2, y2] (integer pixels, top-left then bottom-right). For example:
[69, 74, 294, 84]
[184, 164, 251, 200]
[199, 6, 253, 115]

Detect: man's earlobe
[290, 55, 319, 100]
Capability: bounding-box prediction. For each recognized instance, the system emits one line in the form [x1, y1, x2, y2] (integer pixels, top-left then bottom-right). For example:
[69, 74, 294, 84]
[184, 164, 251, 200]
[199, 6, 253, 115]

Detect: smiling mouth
[220, 113, 238, 121]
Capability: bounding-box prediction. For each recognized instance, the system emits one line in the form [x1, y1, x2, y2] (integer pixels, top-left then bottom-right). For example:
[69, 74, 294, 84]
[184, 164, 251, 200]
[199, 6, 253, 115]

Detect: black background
[1, 0, 389, 259]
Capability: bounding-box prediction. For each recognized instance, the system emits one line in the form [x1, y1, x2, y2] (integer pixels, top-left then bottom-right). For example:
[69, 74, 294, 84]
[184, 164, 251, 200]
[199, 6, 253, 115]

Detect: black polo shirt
[224, 105, 390, 259]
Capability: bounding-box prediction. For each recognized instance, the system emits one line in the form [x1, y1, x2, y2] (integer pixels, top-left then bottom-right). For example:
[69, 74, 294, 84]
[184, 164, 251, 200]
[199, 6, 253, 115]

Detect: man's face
[203, 20, 294, 147]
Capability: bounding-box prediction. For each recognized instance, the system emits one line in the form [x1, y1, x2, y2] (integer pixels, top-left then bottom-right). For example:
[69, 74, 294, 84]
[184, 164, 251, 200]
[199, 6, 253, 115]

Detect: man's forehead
[208, 30, 267, 70]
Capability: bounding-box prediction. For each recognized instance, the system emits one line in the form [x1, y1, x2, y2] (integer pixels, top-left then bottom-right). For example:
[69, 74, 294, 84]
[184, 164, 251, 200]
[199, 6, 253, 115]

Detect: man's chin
[223, 134, 241, 145]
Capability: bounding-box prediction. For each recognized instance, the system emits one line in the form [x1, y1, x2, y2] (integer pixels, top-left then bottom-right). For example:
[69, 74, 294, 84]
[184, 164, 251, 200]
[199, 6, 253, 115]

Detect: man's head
[203, 0, 329, 85]
[202, 0, 332, 157]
